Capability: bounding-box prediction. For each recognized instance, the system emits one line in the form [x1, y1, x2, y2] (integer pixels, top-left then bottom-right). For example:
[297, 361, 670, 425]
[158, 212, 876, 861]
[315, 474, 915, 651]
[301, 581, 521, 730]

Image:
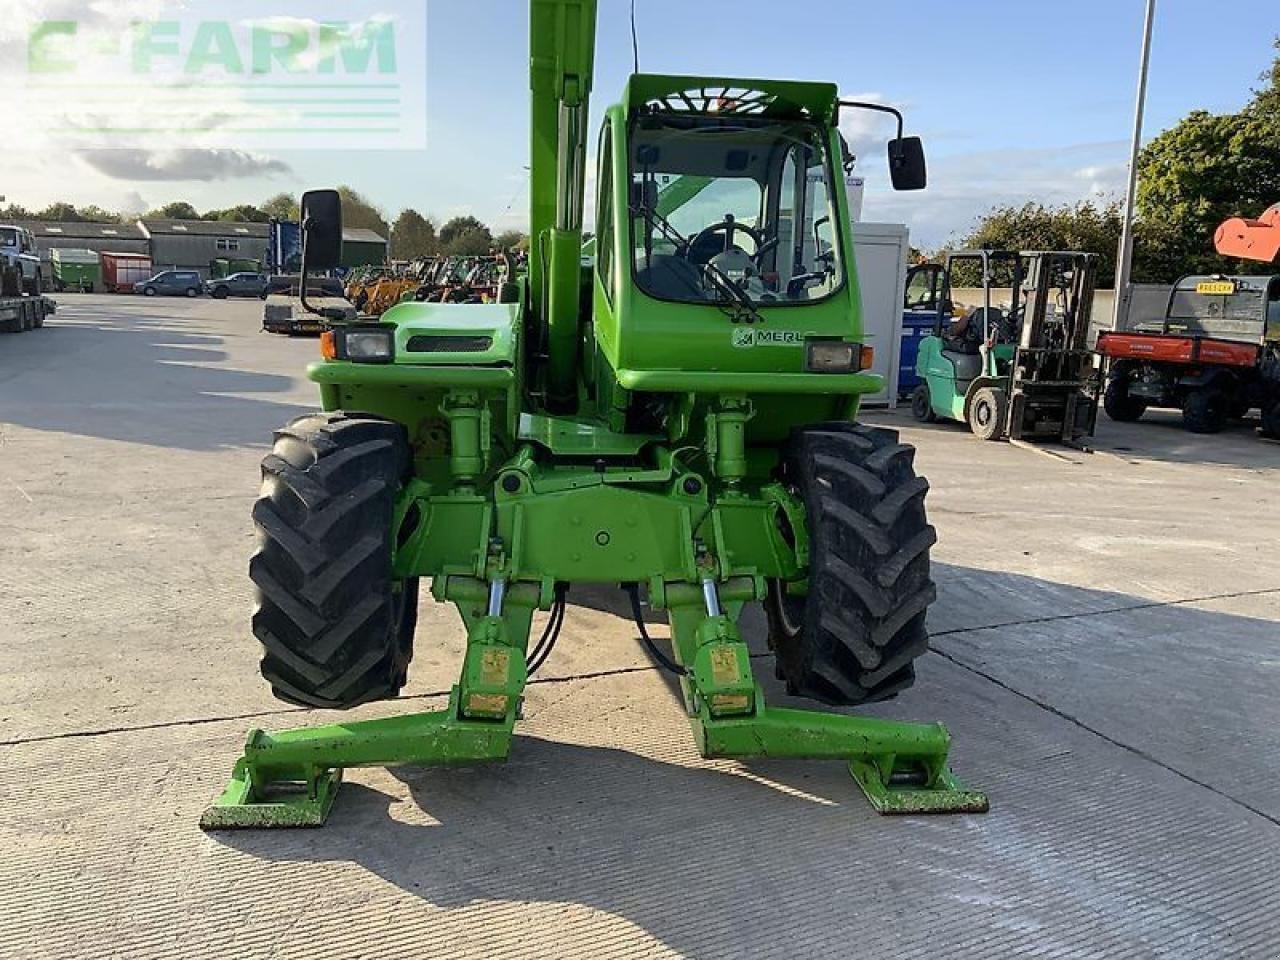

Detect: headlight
[321, 325, 395, 363]
[805, 339, 873, 374]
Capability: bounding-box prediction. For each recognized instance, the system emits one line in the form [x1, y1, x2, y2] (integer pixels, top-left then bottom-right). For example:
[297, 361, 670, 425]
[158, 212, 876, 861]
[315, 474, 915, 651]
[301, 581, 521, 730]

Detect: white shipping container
[851, 222, 909, 407]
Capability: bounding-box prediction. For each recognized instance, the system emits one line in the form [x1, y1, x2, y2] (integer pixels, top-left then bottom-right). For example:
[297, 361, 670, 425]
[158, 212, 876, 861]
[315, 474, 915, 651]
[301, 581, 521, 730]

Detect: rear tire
[1103, 374, 1146, 422]
[910, 384, 937, 423]
[1261, 402, 1280, 439]
[0, 264, 19, 298]
[968, 386, 1006, 441]
[1183, 388, 1228, 434]
[185, 287, 199, 298]
[251, 412, 419, 709]
[764, 423, 937, 705]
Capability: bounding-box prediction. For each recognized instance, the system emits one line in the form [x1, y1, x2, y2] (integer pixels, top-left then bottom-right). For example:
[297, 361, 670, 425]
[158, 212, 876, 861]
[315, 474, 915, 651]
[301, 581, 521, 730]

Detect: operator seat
[636, 254, 706, 301]
[942, 306, 1003, 383]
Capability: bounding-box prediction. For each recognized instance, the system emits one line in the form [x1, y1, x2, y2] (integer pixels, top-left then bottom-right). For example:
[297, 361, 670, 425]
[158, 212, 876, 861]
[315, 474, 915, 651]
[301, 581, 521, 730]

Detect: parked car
[0, 224, 44, 295]
[205, 272, 270, 299]
[134, 270, 203, 297]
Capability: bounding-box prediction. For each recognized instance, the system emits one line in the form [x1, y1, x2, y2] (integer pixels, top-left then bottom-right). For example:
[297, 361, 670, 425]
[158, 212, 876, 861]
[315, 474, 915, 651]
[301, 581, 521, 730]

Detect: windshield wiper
[630, 201, 763, 324]
[702, 261, 763, 323]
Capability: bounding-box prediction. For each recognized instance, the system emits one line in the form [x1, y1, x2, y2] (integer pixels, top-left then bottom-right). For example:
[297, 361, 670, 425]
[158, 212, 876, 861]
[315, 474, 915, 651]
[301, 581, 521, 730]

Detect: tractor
[202, 0, 987, 828]
[912, 250, 1100, 443]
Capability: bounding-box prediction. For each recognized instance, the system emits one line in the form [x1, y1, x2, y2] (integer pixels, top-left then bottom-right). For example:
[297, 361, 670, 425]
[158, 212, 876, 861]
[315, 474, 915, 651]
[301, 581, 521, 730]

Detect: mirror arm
[299, 216, 321, 318]
[837, 100, 904, 140]
[298, 216, 347, 321]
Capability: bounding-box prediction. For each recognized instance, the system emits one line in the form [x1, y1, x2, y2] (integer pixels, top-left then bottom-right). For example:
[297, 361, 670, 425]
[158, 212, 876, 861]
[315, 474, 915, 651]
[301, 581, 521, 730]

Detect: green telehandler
[202, 0, 988, 828]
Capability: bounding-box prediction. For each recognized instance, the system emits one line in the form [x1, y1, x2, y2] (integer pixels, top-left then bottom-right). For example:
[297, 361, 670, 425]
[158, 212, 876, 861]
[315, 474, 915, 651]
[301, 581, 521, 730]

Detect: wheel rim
[769, 489, 806, 638]
[912, 389, 929, 419]
[774, 586, 804, 637]
[975, 399, 992, 427]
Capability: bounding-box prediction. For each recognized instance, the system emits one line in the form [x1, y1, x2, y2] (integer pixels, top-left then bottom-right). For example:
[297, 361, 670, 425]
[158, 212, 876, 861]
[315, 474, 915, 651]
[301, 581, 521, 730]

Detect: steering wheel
[685, 217, 766, 266]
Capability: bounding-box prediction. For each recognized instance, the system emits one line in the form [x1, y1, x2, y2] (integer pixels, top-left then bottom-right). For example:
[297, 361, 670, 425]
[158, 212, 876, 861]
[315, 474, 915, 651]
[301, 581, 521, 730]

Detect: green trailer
[51, 248, 100, 293]
[211, 257, 261, 279]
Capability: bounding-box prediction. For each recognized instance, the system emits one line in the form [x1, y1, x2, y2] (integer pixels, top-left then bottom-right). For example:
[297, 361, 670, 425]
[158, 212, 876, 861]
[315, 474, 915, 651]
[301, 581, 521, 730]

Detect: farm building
[138, 220, 270, 278]
[341, 227, 389, 268]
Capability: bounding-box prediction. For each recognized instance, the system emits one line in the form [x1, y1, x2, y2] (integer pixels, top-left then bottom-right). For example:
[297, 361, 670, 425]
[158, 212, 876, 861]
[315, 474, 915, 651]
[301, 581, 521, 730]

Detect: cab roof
[624, 74, 839, 124]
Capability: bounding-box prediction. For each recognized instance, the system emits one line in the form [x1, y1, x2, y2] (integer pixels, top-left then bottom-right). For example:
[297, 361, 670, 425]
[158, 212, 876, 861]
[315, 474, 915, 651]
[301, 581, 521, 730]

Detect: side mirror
[888, 137, 927, 191]
[301, 189, 343, 272]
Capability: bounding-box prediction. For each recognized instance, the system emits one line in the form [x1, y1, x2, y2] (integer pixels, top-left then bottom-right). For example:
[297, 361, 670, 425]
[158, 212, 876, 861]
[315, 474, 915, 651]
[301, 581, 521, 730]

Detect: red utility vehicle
[1098, 274, 1279, 434]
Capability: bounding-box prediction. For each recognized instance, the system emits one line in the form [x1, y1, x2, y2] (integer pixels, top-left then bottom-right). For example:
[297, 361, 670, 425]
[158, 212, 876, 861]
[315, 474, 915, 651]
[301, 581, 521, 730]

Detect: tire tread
[251, 411, 416, 709]
[765, 422, 937, 705]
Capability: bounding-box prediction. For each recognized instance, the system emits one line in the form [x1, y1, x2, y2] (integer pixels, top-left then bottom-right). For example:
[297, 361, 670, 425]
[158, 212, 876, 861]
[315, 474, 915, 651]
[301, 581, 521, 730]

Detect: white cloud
[837, 91, 902, 169]
[74, 149, 291, 182]
[117, 190, 149, 216]
[861, 140, 1130, 249]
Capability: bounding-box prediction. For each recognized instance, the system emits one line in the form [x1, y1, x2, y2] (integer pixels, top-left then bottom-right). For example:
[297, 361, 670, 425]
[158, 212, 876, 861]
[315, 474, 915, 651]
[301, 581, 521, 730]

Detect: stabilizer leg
[201, 581, 534, 829]
[661, 580, 988, 815]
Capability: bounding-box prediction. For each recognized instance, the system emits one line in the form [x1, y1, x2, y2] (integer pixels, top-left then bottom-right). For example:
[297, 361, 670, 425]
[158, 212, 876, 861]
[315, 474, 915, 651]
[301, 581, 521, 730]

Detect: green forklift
[912, 250, 1101, 442]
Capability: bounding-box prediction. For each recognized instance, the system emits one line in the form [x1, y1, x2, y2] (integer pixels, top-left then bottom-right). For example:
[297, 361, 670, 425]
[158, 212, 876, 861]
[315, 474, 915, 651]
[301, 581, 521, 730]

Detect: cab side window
[596, 126, 614, 302]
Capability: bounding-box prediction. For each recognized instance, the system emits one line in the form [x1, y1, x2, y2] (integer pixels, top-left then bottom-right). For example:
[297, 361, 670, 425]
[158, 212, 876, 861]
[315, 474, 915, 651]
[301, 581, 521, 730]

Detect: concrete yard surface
[1, 295, 1278, 959]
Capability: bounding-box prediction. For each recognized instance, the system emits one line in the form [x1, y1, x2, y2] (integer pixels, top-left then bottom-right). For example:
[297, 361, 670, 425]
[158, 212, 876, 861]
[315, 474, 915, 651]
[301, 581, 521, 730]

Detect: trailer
[210, 257, 262, 279]
[51, 248, 101, 293]
[100, 252, 153, 294]
[0, 294, 56, 333]
[261, 275, 354, 335]
[1098, 274, 1280, 435]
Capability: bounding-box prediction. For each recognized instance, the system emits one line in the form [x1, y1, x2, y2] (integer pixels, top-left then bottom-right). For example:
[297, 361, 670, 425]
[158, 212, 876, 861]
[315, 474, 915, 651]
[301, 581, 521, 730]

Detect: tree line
[0, 187, 529, 258]
[941, 41, 1280, 285]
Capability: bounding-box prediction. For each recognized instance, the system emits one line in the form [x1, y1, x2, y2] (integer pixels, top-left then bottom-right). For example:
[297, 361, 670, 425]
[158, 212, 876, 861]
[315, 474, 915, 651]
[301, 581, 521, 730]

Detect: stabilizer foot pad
[201, 768, 342, 830]
[849, 759, 989, 815]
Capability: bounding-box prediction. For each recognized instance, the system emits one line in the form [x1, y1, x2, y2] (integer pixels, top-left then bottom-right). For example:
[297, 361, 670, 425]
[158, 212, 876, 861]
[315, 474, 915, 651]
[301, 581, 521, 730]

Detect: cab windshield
[629, 115, 844, 307]
[0, 229, 17, 248]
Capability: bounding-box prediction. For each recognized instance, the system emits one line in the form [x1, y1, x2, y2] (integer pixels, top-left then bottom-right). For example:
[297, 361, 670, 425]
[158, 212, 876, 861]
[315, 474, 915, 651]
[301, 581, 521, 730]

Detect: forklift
[912, 250, 1101, 443]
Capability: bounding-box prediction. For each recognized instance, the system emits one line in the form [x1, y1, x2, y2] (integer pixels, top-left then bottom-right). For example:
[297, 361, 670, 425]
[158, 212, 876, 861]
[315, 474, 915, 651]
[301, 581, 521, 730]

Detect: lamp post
[1113, 0, 1157, 329]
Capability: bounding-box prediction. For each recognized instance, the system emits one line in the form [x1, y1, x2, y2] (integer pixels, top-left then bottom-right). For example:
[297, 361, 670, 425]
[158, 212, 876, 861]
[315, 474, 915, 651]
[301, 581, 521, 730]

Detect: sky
[1, 0, 1277, 249]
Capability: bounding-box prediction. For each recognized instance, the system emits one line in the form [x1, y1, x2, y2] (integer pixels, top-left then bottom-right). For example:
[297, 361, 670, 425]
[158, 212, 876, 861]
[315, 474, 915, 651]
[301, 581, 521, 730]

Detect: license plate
[1195, 280, 1236, 295]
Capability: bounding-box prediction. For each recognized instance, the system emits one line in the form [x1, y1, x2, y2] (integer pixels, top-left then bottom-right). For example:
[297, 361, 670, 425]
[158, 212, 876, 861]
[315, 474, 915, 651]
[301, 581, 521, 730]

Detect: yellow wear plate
[1195, 280, 1237, 295]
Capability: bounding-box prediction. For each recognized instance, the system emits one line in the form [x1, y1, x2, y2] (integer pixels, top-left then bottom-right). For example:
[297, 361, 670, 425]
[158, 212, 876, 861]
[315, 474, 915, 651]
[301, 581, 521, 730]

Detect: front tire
[764, 424, 937, 705]
[968, 386, 1006, 441]
[250, 412, 419, 709]
[143, 286, 156, 297]
[1183, 387, 1228, 434]
[1103, 374, 1146, 422]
